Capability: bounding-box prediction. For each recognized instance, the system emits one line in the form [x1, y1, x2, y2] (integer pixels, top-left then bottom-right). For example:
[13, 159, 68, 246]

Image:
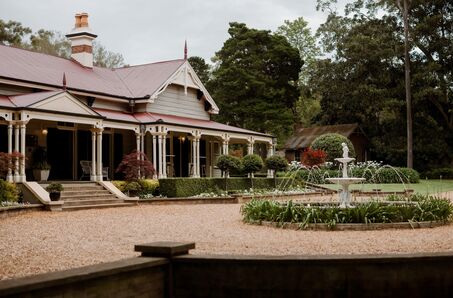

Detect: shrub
[0, 152, 23, 179]
[115, 150, 155, 181]
[301, 148, 327, 168]
[265, 155, 288, 172]
[112, 180, 127, 192]
[0, 180, 19, 202]
[123, 181, 142, 197]
[289, 167, 420, 184]
[311, 133, 355, 162]
[138, 179, 159, 195]
[424, 168, 453, 179]
[242, 154, 264, 175]
[31, 146, 50, 170]
[159, 177, 295, 197]
[265, 155, 288, 187]
[45, 183, 63, 193]
[216, 155, 242, 176]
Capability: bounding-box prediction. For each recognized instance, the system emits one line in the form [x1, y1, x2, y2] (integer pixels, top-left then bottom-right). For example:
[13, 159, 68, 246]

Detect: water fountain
[327, 143, 365, 208]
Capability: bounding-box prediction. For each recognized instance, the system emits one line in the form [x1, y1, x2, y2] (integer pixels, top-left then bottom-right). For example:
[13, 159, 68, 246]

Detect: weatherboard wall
[145, 85, 210, 120]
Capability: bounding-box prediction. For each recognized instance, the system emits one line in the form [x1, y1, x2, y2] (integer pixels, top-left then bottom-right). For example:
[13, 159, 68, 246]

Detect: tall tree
[314, 0, 453, 170]
[188, 56, 210, 84]
[0, 19, 31, 46]
[276, 17, 322, 127]
[208, 22, 302, 143]
[92, 42, 124, 68]
[397, 0, 414, 168]
[30, 29, 71, 57]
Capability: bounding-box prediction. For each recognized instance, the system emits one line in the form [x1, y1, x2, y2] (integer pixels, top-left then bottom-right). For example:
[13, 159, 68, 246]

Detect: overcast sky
[0, 0, 347, 65]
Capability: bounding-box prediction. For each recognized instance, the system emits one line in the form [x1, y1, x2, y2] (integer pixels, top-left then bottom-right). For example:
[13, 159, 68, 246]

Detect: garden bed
[241, 194, 453, 231]
[259, 220, 449, 231]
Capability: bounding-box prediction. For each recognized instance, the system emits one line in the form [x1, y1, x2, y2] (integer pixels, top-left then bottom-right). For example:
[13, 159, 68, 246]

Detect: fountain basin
[334, 157, 355, 164]
[327, 177, 365, 185]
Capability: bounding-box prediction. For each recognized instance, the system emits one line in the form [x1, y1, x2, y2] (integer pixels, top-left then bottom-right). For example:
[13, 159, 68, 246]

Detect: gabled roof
[0, 44, 185, 99]
[284, 123, 362, 150]
[0, 90, 102, 117]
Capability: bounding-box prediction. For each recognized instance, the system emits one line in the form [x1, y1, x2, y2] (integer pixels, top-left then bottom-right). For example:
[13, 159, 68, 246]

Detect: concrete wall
[1, 242, 453, 297]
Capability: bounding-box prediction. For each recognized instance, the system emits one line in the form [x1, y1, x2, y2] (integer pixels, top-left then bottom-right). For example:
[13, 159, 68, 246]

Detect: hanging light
[179, 136, 185, 143]
[41, 127, 48, 135]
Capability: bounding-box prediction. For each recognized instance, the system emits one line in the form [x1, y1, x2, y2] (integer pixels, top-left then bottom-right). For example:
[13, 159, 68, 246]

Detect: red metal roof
[0, 45, 184, 99]
[0, 91, 62, 108]
[94, 108, 270, 137]
[8, 91, 62, 107]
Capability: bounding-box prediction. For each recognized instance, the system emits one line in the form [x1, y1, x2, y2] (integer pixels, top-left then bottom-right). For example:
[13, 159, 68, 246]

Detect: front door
[47, 128, 74, 180]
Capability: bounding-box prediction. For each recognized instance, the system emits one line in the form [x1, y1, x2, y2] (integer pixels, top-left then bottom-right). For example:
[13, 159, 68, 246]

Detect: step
[61, 194, 117, 201]
[62, 202, 136, 211]
[63, 198, 123, 207]
[61, 190, 112, 197]
[61, 185, 105, 191]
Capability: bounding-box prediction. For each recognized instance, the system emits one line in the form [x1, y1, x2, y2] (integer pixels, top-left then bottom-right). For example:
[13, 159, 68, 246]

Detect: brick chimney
[66, 13, 97, 68]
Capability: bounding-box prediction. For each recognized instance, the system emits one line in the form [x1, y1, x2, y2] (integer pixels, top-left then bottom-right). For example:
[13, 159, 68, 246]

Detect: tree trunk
[402, 0, 413, 168]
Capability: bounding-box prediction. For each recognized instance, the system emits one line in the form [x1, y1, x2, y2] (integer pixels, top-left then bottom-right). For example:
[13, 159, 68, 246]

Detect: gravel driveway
[1, 198, 453, 280]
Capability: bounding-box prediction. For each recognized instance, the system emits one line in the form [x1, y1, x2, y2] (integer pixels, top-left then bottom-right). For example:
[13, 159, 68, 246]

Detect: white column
[247, 141, 254, 155]
[157, 135, 163, 178]
[91, 130, 96, 181]
[152, 134, 157, 178]
[20, 123, 26, 182]
[162, 134, 167, 178]
[140, 133, 145, 156]
[267, 143, 273, 178]
[14, 124, 19, 181]
[195, 137, 200, 177]
[136, 133, 141, 179]
[191, 137, 196, 177]
[6, 123, 13, 182]
[96, 129, 103, 181]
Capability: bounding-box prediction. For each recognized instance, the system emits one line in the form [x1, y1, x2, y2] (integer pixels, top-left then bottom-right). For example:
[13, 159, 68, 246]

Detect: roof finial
[62, 72, 67, 91]
[184, 40, 188, 60]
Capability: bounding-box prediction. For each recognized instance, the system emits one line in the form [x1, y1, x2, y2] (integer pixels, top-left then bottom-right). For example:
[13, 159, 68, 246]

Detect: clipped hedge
[159, 177, 296, 197]
[280, 167, 420, 184]
[424, 168, 453, 179]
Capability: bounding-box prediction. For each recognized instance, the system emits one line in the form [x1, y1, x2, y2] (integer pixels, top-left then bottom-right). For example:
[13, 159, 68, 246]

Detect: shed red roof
[0, 44, 184, 99]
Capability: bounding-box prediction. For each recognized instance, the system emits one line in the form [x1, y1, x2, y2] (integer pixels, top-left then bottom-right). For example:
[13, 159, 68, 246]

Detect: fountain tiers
[327, 144, 365, 208]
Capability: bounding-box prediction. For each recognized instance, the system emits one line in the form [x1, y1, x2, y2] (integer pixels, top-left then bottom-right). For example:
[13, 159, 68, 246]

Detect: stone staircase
[41, 182, 136, 211]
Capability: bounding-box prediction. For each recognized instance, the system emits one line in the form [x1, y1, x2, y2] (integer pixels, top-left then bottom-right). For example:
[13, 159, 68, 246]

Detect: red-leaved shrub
[0, 152, 23, 179]
[302, 148, 327, 168]
[115, 150, 155, 181]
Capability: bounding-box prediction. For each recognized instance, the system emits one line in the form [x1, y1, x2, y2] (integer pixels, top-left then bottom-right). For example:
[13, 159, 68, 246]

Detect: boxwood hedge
[279, 167, 420, 184]
[159, 177, 296, 197]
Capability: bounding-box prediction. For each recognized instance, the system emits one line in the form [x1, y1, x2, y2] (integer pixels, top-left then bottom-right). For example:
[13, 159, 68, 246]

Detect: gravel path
[1, 195, 453, 280]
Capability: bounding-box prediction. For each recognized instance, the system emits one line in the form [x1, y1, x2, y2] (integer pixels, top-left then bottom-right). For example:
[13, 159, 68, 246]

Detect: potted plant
[32, 147, 51, 181]
[46, 183, 64, 201]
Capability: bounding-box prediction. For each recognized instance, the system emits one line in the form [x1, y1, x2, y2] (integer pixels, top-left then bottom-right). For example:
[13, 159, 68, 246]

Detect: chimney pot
[75, 14, 82, 28]
[80, 13, 89, 27]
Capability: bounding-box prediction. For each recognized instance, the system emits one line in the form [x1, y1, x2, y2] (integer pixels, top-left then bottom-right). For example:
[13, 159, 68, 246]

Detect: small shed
[283, 123, 368, 162]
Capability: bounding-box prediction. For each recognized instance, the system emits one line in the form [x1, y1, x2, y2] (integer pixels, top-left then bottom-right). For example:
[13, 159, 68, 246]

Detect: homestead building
[0, 13, 274, 208]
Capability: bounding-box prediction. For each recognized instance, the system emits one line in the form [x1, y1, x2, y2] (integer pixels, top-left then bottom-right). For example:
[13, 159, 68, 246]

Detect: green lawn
[319, 179, 453, 195]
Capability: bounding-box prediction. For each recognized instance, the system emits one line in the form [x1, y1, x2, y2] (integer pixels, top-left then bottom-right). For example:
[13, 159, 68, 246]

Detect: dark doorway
[173, 136, 190, 177]
[77, 130, 91, 180]
[47, 128, 73, 180]
[113, 133, 123, 180]
[0, 125, 7, 152]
